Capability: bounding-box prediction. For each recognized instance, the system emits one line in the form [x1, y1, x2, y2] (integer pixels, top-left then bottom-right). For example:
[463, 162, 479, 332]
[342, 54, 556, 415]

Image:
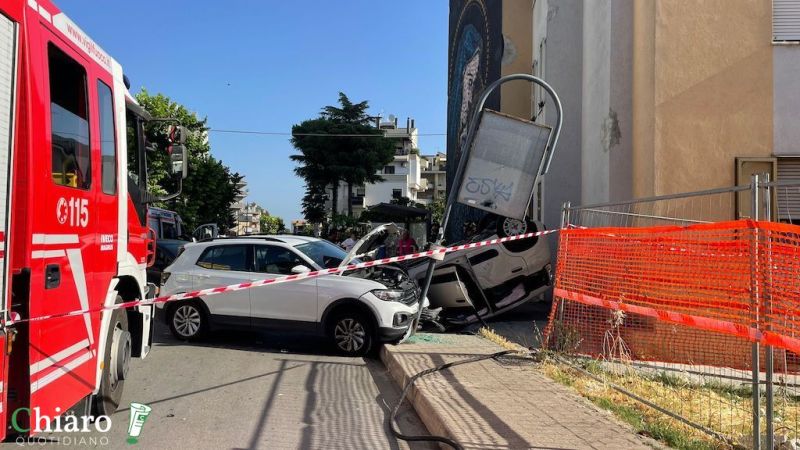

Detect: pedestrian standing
[340, 232, 357, 252]
[397, 231, 418, 256]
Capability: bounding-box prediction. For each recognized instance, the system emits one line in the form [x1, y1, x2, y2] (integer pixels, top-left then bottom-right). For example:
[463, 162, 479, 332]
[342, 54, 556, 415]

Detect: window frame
[195, 244, 252, 272]
[254, 244, 313, 275]
[96, 79, 117, 195]
[47, 42, 92, 190]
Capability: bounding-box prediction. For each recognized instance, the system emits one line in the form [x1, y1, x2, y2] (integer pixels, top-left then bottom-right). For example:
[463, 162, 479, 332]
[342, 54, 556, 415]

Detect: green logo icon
[126, 403, 151, 444]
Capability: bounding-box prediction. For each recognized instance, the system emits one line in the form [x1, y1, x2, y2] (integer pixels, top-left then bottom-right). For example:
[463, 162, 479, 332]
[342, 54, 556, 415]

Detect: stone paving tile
[383, 334, 661, 450]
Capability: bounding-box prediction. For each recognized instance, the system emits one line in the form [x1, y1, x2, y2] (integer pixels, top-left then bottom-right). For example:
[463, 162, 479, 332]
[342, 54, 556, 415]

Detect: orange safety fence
[544, 219, 800, 371]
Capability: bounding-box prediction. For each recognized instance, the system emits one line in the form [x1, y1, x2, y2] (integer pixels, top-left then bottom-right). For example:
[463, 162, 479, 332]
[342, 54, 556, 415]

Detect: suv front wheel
[168, 301, 207, 340]
[329, 311, 374, 356]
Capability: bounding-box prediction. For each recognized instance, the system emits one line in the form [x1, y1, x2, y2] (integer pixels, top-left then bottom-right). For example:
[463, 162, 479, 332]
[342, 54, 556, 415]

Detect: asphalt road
[3, 299, 551, 449]
[8, 322, 435, 450]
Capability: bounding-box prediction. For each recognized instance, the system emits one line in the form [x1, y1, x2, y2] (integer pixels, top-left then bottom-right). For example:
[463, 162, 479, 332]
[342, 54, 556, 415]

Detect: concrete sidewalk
[382, 333, 659, 450]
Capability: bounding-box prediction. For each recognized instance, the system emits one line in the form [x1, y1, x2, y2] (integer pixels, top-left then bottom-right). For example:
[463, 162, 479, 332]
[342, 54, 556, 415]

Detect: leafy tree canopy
[291, 92, 396, 220]
[134, 90, 243, 234]
[260, 214, 286, 234]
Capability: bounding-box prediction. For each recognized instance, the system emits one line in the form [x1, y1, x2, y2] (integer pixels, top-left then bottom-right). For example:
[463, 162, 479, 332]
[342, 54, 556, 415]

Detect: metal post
[762, 174, 774, 450]
[409, 74, 563, 335]
[750, 174, 761, 450]
[557, 201, 571, 325]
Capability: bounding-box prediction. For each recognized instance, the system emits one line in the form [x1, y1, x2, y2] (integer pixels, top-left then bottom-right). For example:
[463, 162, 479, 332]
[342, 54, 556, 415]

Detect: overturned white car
[357, 215, 553, 327]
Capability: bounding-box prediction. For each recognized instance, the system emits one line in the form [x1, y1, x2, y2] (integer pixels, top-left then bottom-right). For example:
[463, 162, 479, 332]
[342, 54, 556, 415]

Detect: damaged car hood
[339, 223, 400, 268]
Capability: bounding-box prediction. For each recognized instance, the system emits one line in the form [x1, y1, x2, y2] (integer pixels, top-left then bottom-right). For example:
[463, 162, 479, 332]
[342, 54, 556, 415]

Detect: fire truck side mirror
[169, 144, 189, 179]
[168, 125, 188, 144]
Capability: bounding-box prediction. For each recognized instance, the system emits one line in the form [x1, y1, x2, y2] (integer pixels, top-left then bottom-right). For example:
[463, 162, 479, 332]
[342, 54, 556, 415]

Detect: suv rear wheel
[329, 311, 374, 356]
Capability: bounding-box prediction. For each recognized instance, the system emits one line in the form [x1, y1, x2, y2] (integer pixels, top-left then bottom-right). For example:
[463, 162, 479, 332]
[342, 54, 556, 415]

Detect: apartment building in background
[448, 0, 800, 242]
[418, 152, 448, 204]
[328, 117, 444, 217]
[230, 178, 270, 235]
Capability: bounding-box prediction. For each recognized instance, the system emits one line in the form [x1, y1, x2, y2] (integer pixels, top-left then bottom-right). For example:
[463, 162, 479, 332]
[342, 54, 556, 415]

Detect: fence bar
[567, 184, 751, 212]
[574, 208, 712, 224]
[558, 201, 570, 324]
[763, 174, 774, 450]
[750, 173, 761, 450]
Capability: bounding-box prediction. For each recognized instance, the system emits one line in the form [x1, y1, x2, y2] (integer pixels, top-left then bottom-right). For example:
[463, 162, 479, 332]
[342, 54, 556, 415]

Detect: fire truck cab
[0, 0, 188, 438]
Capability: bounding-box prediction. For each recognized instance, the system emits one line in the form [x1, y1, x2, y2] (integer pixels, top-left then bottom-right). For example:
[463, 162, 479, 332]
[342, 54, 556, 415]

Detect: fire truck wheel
[168, 301, 207, 340]
[94, 307, 129, 416]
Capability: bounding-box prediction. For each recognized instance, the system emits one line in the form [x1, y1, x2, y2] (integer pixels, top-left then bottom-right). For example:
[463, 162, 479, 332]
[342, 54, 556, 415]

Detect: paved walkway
[382, 334, 659, 450]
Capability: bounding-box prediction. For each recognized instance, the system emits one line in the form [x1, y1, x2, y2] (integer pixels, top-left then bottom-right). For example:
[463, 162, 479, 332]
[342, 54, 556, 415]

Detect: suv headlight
[371, 289, 404, 302]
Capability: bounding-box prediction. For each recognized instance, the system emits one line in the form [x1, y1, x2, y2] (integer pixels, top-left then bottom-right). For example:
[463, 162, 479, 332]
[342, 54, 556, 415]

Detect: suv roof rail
[198, 235, 285, 243]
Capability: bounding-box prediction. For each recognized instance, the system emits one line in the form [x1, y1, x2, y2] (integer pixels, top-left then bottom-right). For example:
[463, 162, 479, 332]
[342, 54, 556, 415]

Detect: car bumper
[360, 291, 419, 340]
[379, 326, 410, 342]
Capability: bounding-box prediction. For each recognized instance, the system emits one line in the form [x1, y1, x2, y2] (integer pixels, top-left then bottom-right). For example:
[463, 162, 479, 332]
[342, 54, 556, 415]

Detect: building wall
[539, 0, 583, 233]
[365, 176, 410, 206]
[580, 0, 612, 204]
[501, 0, 533, 119]
[635, 0, 774, 196]
[447, 0, 504, 241]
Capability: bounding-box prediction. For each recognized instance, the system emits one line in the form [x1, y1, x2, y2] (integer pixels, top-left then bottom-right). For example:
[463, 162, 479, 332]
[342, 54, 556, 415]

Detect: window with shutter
[774, 0, 800, 42]
[777, 158, 800, 222]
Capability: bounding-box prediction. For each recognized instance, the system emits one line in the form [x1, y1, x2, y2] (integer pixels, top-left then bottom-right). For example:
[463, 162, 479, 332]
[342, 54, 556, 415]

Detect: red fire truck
[0, 0, 188, 438]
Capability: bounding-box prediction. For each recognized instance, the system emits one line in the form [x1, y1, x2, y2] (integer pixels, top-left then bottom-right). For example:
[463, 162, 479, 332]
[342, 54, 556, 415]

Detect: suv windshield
[295, 240, 356, 269]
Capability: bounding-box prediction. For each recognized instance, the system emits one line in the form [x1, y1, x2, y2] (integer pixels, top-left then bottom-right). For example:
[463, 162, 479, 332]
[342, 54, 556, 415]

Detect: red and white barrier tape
[9, 228, 559, 325]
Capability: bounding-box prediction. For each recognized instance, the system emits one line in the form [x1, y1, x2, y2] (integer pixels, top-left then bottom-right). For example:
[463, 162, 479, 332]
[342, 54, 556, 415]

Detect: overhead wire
[207, 129, 446, 137]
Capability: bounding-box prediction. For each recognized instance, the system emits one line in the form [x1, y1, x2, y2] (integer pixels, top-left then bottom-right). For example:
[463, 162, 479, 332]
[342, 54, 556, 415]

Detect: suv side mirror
[291, 265, 311, 274]
[169, 144, 188, 179]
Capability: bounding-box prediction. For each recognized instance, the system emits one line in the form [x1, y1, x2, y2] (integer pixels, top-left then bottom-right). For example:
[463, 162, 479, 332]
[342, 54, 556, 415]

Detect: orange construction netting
[544, 219, 800, 371]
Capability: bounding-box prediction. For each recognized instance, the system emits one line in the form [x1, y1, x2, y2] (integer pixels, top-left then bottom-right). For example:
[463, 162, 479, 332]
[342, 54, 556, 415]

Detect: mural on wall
[446, 0, 502, 241]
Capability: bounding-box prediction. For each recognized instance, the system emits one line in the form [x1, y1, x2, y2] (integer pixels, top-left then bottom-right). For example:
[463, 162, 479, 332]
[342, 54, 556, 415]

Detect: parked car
[159, 232, 420, 355]
[147, 239, 188, 287]
[402, 214, 553, 327]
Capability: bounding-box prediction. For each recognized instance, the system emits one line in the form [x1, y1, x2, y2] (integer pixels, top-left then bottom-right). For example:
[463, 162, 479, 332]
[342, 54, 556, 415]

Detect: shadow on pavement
[148, 322, 433, 449]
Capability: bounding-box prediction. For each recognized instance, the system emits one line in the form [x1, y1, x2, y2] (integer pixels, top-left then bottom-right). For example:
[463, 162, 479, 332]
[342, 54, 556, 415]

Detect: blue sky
[58, 0, 449, 222]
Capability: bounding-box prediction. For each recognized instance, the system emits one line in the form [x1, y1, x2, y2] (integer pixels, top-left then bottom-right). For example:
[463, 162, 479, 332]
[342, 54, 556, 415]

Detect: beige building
[491, 0, 800, 228]
[418, 152, 448, 204]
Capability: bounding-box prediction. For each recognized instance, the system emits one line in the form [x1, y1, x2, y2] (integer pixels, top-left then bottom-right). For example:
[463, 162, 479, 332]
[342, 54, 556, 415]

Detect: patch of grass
[700, 379, 752, 400]
[653, 371, 689, 389]
[477, 327, 526, 353]
[593, 396, 644, 427]
[540, 361, 733, 450]
[644, 419, 719, 450]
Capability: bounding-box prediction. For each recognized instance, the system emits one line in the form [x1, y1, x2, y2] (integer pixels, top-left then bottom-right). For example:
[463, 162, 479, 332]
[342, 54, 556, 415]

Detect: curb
[381, 344, 451, 446]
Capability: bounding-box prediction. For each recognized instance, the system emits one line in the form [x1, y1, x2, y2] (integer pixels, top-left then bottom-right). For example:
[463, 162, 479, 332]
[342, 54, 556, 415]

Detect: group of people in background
[330, 228, 421, 257]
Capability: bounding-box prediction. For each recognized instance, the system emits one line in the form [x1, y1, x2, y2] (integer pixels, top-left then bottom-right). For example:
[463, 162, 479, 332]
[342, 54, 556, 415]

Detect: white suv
[159, 231, 420, 355]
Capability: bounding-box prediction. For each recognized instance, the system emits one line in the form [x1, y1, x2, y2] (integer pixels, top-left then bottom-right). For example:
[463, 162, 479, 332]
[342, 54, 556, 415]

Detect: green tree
[291, 93, 395, 220]
[426, 198, 446, 224]
[134, 90, 243, 233]
[301, 182, 328, 224]
[260, 214, 286, 234]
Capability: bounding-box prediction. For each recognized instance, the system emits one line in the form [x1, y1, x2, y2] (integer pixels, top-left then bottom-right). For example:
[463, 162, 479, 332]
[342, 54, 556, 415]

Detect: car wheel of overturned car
[329, 311, 374, 356]
[93, 301, 130, 416]
[168, 301, 207, 340]
[496, 216, 539, 252]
